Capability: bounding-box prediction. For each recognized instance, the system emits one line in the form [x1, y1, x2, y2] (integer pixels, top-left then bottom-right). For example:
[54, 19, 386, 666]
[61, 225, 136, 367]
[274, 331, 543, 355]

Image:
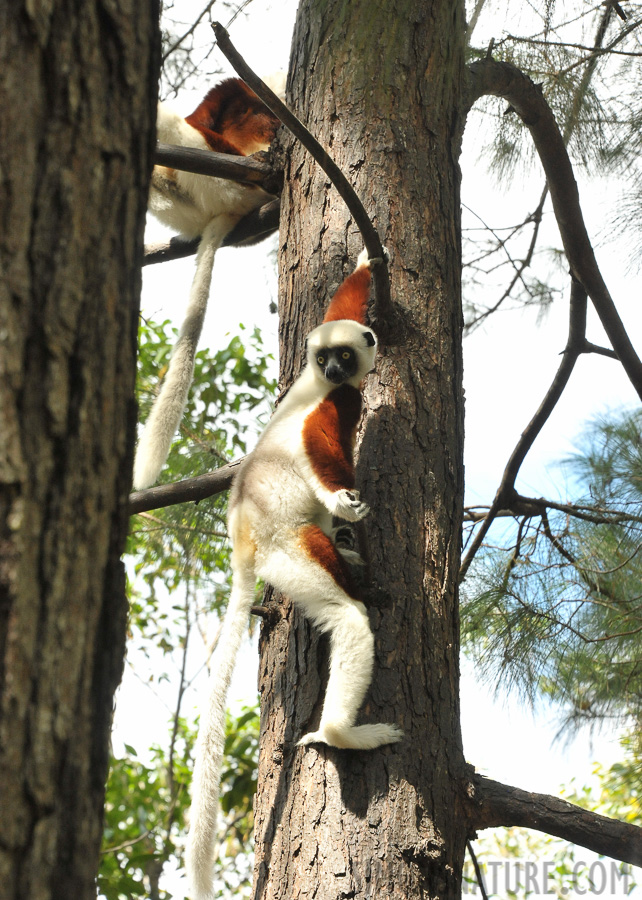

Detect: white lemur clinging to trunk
[186, 250, 403, 900]
[133, 77, 282, 490]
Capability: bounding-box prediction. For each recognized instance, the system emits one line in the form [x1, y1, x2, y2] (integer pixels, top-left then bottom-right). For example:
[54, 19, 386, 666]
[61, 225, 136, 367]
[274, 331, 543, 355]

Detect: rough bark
[252, 1, 468, 897]
[0, 2, 159, 898]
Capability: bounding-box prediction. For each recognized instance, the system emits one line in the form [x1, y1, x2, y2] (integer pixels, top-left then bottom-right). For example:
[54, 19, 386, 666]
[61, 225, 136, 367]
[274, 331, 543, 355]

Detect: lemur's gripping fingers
[332, 489, 370, 522]
[357, 246, 391, 269]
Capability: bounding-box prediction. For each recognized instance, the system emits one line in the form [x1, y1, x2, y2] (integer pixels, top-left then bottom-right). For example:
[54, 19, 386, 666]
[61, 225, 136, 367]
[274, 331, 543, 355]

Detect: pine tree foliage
[463, 0, 642, 326]
[462, 409, 642, 735]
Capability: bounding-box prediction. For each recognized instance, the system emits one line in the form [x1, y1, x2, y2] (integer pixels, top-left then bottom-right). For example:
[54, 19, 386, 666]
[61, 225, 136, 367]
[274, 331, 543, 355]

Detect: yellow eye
[342, 351, 351, 359]
[317, 355, 325, 365]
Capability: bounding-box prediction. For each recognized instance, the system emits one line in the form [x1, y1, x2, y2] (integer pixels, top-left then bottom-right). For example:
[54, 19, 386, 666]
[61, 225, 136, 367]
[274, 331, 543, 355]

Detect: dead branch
[155, 141, 271, 184]
[211, 21, 394, 332]
[459, 279, 589, 580]
[128, 458, 243, 515]
[470, 774, 642, 867]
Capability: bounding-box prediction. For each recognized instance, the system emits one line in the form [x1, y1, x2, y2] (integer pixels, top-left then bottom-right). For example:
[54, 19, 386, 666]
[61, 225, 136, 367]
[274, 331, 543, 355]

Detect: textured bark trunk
[0, 3, 159, 898]
[253, 1, 468, 897]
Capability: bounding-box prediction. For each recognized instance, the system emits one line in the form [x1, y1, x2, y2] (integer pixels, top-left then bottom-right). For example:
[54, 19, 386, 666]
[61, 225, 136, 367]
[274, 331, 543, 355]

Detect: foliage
[463, 0, 642, 326]
[462, 408, 642, 735]
[100, 707, 261, 900]
[564, 731, 641, 827]
[100, 319, 274, 898]
[99, 726, 193, 900]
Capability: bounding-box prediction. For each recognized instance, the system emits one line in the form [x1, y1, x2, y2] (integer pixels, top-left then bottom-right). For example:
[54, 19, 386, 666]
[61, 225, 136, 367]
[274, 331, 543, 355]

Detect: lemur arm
[302, 383, 370, 522]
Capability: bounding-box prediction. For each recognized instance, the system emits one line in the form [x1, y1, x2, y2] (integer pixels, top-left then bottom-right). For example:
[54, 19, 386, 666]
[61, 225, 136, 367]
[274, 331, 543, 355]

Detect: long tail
[186, 545, 256, 900]
[133, 218, 228, 490]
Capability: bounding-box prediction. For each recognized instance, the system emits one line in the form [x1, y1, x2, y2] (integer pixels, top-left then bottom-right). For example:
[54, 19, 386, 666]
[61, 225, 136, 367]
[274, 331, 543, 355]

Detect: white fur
[186, 311, 402, 900]
[133, 105, 274, 490]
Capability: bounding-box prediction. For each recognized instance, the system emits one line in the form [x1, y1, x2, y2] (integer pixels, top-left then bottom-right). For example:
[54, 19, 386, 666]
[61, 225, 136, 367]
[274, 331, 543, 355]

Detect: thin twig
[466, 841, 490, 900]
[162, 0, 218, 62]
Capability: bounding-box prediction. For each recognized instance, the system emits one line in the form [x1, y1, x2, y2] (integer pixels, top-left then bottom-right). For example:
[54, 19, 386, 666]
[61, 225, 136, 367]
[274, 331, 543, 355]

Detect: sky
[115, 0, 642, 894]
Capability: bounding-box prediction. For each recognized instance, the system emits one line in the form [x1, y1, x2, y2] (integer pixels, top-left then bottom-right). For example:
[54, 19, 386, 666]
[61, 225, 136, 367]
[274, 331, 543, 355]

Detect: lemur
[133, 77, 282, 490]
[186, 250, 402, 900]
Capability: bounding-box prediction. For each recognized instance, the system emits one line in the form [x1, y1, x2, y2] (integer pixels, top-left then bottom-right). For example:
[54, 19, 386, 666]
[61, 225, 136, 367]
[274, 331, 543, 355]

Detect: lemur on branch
[133, 77, 282, 490]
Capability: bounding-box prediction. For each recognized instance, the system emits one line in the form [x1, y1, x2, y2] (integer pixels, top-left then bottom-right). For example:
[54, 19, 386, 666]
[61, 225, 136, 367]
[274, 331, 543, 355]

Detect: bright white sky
[117, 0, 642, 893]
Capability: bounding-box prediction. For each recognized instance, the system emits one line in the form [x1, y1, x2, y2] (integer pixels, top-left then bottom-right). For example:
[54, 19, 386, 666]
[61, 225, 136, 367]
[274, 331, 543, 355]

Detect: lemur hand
[331, 489, 370, 522]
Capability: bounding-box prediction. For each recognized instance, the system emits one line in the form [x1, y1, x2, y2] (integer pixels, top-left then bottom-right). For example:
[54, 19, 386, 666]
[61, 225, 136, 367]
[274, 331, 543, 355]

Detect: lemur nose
[325, 364, 344, 384]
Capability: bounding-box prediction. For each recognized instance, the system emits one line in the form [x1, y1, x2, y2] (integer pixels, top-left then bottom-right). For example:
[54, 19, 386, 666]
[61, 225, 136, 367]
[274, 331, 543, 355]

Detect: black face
[316, 345, 359, 384]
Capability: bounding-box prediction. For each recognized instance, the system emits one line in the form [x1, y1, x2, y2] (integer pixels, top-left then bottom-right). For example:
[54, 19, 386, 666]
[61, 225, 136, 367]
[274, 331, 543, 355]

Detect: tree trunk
[0, 3, 159, 898]
[253, 1, 468, 897]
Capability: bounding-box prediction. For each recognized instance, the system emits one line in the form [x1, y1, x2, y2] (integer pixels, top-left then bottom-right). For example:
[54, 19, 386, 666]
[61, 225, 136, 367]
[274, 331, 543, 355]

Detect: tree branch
[466, 841, 490, 900]
[471, 775, 642, 868]
[211, 21, 394, 332]
[459, 279, 588, 580]
[143, 199, 281, 265]
[466, 58, 642, 401]
[155, 141, 273, 184]
[128, 458, 243, 515]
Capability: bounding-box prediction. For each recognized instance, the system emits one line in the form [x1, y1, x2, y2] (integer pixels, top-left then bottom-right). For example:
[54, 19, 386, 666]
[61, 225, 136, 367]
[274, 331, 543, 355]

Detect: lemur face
[306, 320, 377, 387]
[315, 345, 359, 384]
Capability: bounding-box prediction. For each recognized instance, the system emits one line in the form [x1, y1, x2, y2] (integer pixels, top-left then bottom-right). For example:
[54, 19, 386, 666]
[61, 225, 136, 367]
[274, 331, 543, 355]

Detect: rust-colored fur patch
[302, 385, 362, 491]
[323, 265, 371, 325]
[185, 78, 280, 156]
[299, 524, 360, 600]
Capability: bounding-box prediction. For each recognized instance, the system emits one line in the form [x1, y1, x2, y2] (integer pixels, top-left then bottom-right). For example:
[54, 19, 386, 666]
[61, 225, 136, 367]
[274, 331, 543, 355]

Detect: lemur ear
[363, 331, 376, 347]
[323, 255, 371, 325]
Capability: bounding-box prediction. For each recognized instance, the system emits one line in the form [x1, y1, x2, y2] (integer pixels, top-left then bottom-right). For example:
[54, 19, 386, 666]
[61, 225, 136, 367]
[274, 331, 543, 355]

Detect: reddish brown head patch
[299, 524, 361, 600]
[302, 385, 362, 492]
[185, 77, 280, 156]
[323, 264, 371, 325]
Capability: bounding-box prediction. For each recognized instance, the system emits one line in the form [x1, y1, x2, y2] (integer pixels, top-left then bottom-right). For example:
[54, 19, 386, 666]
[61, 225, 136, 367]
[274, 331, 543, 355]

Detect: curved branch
[471, 775, 642, 868]
[211, 21, 393, 330]
[459, 280, 588, 580]
[466, 58, 642, 401]
[128, 458, 242, 514]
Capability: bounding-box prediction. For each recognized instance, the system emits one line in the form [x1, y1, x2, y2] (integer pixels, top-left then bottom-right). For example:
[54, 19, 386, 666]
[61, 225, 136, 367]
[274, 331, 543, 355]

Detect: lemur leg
[257, 526, 402, 750]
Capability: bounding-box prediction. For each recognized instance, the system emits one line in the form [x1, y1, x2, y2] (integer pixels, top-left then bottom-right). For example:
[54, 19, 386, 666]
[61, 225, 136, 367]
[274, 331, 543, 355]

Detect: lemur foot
[332, 524, 365, 568]
[298, 723, 403, 750]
